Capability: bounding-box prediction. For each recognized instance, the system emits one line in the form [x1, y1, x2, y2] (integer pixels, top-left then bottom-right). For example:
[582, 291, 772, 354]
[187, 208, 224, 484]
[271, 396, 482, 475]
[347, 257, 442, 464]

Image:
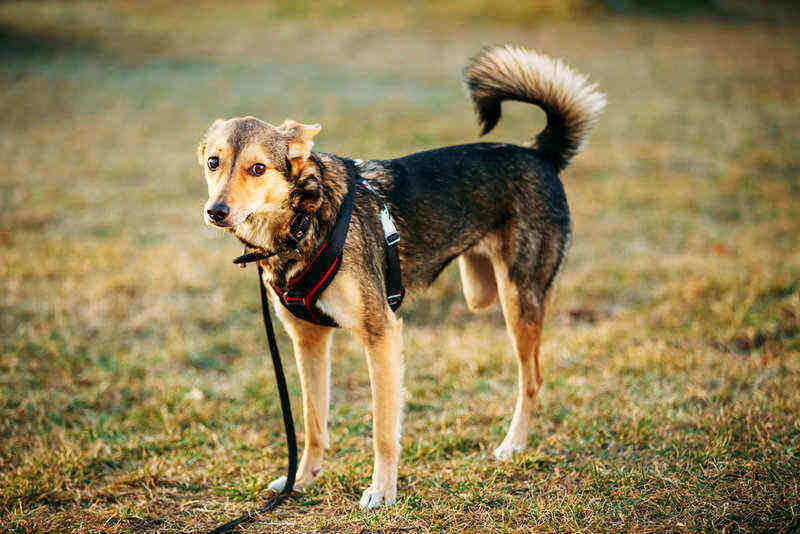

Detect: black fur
[356, 142, 571, 300]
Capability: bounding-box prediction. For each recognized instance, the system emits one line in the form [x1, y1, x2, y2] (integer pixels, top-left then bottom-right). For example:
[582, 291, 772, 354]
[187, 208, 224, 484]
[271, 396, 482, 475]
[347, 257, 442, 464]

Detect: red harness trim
[305, 256, 339, 304]
[287, 241, 328, 287]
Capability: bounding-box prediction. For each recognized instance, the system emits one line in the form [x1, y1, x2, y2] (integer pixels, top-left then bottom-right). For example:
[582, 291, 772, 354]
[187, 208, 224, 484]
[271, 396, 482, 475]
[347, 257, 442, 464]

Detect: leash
[205, 261, 297, 534]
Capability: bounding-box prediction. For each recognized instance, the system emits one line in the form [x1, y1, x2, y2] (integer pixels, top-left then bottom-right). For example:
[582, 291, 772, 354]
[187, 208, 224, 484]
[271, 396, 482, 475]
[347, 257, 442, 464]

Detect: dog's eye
[207, 156, 219, 171]
[251, 163, 266, 176]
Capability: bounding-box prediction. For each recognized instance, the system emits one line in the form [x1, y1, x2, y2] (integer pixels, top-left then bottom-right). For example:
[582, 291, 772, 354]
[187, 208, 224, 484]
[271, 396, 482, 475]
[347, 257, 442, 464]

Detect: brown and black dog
[197, 45, 604, 508]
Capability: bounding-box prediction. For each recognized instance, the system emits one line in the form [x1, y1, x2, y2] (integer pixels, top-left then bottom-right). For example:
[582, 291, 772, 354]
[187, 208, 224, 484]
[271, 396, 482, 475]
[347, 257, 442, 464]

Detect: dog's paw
[268, 475, 289, 493]
[266, 474, 310, 493]
[493, 441, 525, 460]
[359, 486, 396, 510]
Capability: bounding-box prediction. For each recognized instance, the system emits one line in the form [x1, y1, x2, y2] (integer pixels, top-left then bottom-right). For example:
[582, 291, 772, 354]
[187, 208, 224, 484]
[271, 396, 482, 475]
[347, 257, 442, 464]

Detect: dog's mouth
[205, 218, 229, 229]
[203, 206, 252, 229]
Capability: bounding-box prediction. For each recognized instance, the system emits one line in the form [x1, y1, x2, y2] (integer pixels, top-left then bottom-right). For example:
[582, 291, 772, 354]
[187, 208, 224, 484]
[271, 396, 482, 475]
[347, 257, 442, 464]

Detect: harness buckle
[379, 208, 398, 241]
[387, 292, 403, 304]
[283, 297, 308, 310]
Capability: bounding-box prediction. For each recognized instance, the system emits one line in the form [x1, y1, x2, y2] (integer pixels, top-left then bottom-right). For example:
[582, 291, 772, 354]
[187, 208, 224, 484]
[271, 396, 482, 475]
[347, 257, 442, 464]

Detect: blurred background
[1, 1, 798, 532]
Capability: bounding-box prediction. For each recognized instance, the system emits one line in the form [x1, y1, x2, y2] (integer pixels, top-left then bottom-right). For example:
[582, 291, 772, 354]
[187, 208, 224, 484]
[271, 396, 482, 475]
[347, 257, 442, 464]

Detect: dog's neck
[232, 153, 349, 287]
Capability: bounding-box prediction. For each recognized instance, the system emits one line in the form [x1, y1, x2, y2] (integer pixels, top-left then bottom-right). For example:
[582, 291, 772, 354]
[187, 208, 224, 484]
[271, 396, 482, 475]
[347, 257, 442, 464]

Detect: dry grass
[1, 2, 799, 533]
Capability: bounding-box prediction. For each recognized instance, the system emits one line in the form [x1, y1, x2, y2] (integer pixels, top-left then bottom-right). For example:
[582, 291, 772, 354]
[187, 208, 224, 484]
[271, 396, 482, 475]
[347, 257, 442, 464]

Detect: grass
[1, 1, 799, 532]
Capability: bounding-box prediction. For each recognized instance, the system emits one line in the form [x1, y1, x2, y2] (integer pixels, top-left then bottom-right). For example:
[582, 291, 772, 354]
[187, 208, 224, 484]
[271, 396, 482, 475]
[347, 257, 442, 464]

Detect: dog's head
[197, 116, 321, 228]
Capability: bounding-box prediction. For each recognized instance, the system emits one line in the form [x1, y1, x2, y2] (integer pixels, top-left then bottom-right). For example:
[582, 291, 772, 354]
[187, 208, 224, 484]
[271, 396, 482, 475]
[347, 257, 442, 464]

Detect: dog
[197, 45, 604, 509]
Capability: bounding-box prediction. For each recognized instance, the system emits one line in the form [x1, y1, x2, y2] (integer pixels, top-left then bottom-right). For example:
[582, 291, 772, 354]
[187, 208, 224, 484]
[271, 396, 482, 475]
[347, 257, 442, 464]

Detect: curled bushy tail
[463, 45, 606, 172]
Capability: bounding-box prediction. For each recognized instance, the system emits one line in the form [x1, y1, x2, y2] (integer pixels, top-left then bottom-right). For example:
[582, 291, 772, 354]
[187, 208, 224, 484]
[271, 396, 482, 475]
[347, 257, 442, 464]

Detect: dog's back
[359, 143, 565, 289]
[361, 46, 605, 295]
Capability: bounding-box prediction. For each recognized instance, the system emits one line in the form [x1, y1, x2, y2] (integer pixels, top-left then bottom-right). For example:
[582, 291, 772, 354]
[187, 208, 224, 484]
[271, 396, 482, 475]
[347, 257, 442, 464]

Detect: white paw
[359, 487, 396, 509]
[493, 441, 524, 460]
[268, 475, 288, 493]
[269, 470, 321, 493]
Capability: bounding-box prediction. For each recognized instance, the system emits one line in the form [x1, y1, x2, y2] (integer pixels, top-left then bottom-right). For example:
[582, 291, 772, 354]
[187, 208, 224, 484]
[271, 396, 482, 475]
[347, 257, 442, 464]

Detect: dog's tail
[463, 45, 605, 172]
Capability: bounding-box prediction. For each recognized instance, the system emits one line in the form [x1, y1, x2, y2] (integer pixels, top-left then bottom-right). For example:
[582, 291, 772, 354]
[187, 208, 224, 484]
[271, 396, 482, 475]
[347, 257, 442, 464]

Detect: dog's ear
[279, 119, 322, 176]
[197, 118, 225, 166]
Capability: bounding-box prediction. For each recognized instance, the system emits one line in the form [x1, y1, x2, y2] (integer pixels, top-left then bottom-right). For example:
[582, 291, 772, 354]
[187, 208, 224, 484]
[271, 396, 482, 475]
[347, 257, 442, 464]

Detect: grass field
[1, 2, 799, 532]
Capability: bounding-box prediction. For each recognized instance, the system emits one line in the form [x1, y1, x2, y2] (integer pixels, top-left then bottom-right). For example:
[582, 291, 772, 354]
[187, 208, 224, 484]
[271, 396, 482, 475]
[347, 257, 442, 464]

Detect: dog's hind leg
[458, 250, 497, 310]
[491, 257, 546, 460]
[268, 300, 334, 492]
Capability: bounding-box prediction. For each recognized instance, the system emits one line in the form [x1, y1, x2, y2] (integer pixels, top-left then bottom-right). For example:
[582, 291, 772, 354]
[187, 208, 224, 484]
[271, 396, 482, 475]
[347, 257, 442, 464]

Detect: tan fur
[490, 256, 545, 458]
[458, 251, 497, 310]
[357, 310, 404, 508]
[270, 300, 333, 488]
[278, 119, 322, 178]
[201, 122, 292, 227]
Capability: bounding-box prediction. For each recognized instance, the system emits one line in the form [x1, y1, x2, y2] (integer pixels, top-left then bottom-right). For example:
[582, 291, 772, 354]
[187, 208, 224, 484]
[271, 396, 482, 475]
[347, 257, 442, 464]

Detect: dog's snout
[207, 202, 230, 223]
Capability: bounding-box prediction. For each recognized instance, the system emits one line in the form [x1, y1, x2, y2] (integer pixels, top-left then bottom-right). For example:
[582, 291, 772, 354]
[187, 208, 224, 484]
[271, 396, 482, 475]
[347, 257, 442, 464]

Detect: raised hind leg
[458, 250, 497, 310]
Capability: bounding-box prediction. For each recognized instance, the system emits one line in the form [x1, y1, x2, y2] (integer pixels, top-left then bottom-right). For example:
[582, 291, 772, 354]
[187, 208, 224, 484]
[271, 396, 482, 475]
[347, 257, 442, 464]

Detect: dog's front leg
[268, 297, 334, 492]
[357, 310, 404, 509]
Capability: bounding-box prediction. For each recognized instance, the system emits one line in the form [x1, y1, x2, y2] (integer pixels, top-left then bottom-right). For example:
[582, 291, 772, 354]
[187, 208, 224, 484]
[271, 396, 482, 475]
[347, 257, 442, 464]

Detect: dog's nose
[207, 202, 230, 223]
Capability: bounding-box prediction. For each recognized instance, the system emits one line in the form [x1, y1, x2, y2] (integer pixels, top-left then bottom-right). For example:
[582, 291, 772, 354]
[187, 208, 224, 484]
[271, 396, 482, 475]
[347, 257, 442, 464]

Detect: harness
[236, 159, 405, 327]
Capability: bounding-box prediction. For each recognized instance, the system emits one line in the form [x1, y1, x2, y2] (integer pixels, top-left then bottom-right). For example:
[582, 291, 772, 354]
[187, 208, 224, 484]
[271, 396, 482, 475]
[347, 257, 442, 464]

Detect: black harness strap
[270, 169, 357, 327]
[358, 177, 405, 311]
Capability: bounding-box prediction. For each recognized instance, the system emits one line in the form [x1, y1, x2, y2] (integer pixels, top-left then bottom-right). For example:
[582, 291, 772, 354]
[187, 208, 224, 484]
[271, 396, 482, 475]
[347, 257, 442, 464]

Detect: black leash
[205, 262, 297, 534]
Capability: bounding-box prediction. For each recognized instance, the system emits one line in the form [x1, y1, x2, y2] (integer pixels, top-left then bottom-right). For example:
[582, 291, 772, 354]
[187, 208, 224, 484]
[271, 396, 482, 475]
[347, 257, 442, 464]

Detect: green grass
[1, 2, 799, 532]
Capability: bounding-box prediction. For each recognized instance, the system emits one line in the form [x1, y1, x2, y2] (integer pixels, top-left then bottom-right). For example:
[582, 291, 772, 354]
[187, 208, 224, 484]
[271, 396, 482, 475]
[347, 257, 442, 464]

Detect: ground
[1, 2, 799, 533]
